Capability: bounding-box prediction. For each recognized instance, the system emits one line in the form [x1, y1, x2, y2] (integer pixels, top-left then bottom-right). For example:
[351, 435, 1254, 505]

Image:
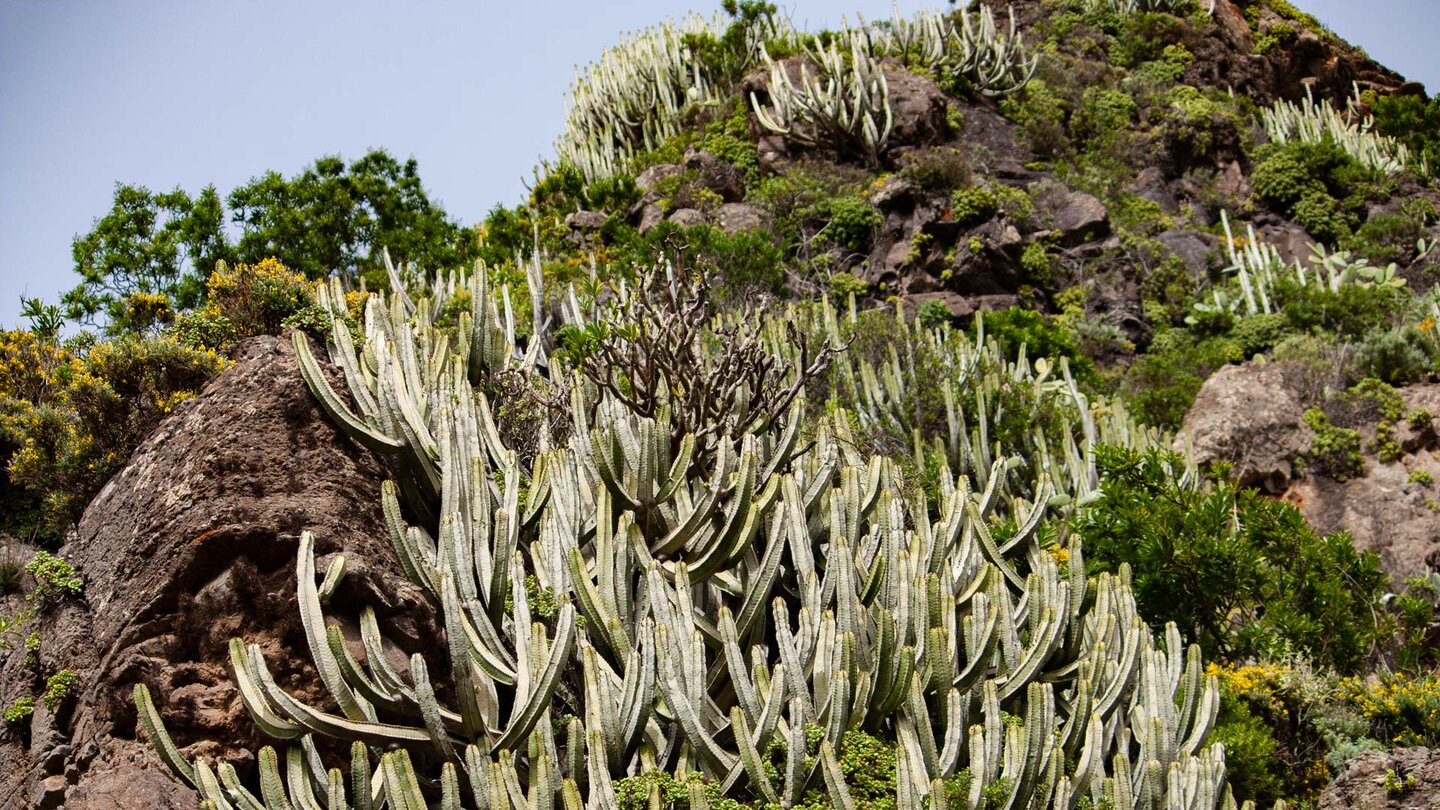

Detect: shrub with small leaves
[1304, 407, 1365, 482]
[42, 669, 78, 710]
[26, 551, 82, 605]
[1, 697, 34, 727]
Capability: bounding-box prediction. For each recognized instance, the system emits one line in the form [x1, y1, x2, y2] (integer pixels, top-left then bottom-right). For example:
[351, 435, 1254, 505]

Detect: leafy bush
[976, 307, 1095, 383]
[1121, 330, 1241, 429]
[1075, 445, 1388, 671]
[815, 196, 881, 253]
[1371, 92, 1440, 176]
[950, 186, 999, 225]
[1251, 140, 1390, 244]
[1303, 407, 1364, 481]
[172, 258, 318, 349]
[2, 334, 226, 536]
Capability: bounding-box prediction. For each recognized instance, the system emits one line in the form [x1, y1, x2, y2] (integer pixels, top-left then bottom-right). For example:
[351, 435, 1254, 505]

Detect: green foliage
[1303, 407, 1365, 481]
[614, 771, 745, 810]
[1230, 313, 1291, 357]
[229, 150, 479, 285]
[2, 334, 226, 536]
[680, 1, 781, 87]
[950, 186, 1000, 226]
[2, 697, 34, 727]
[1121, 330, 1241, 428]
[1076, 445, 1389, 670]
[816, 196, 882, 253]
[1407, 469, 1433, 485]
[171, 258, 318, 349]
[64, 183, 229, 329]
[1370, 92, 1440, 175]
[977, 307, 1096, 383]
[42, 669, 78, 710]
[998, 79, 1070, 158]
[827, 271, 868, 302]
[917, 299, 953, 329]
[25, 551, 83, 604]
[1159, 85, 1246, 162]
[68, 151, 474, 333]
[1251, 141, 1389, 244]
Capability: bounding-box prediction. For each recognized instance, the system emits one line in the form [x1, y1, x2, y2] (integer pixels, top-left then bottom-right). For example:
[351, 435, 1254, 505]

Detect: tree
[64, 183, 230, 329]
[227, 150, 480, 282]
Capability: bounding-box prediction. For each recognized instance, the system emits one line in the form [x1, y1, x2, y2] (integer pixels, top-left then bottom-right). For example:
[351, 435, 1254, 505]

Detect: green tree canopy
[228, 150, 480, 283]
[65, 150, 478, 331]
[64, 183, 229, 329]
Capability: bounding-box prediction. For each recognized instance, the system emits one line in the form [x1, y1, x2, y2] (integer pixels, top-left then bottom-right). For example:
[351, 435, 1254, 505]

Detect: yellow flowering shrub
[1, 334, 227, 538]
[1208, 660, 1333, 806]
[172, 258, 325, 349]
[0, 330, 76, 405]
[1336, 672, 1440, 747]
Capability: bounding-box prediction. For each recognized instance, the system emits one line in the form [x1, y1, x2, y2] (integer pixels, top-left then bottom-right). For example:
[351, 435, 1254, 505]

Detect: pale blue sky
[1, 1, 1436, 328]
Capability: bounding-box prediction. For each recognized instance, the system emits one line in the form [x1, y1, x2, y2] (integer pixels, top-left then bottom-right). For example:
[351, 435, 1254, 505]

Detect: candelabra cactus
[847, 5, 1039, 98]
[1262, 86, 1414, 174]
[750, 36, 895, 164]
[138, 262, 1267, 809]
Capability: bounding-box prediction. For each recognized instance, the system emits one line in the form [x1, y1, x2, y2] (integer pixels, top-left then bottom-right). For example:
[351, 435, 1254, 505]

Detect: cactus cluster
[1262, 86, 1414, 174]
[852, 5, 1040, 97]
[555, 16, 723, 183]
[133, 259, 1282, 810]
[750, 36, 895, 164]
[1190, 211, 1408, 322]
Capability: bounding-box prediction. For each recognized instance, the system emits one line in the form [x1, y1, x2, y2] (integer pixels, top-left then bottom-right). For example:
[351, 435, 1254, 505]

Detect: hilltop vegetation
[4, 1, 1440, 808]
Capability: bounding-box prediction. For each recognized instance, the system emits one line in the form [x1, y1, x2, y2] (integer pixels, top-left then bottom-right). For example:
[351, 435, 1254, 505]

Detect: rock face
[0, 334, 434, 808]
[1178, 363, 1314, 493]
[1285, 385, 1440, 582]
[1319, 747, 1440, 810]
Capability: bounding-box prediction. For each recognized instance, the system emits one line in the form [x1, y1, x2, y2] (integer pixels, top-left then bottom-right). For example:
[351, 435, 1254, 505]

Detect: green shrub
[1, 697, 34, 726]
[1231, 313, 1292, 356]
[976, 308, 1096, 383]
[2, 335, 226, 535]
[1371, 92, 1440, 176]
[917, 299, 953, 329]
[42, 669, 78, 710]
[1075, 445, 1388, 671]
[827, 271, 868, 302]
[1122, 330, 1242, 429]
[25, 551, 82, 604]
[817, 196, 882, 253]
[1304, 407, 1365, 481]
[951, 186, 1000, 226]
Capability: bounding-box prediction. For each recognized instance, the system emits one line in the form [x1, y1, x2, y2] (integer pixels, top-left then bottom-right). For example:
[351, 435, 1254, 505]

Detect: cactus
[1262, 85, 1414, 174]
[141, 261, 1261, 809]
[848, 5, 1039, 97]
[750, 35, 894, 164]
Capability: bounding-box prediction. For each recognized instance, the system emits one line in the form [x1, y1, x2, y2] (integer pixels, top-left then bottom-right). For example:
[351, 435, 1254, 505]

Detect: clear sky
[1, 0, 1436, 329]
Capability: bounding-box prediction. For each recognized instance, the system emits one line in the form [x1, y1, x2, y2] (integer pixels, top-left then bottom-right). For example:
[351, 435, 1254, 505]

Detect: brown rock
[881, 64, 950, 150]
[667, 208, 706, 228]
[716, 202, 766, 233]
[564, 210, 608, 230]
[0, 334, 436, 807]
[64, 766, 196, 810]
[1319, 747, 1440, 810]
[1178, 362, 1313, 493]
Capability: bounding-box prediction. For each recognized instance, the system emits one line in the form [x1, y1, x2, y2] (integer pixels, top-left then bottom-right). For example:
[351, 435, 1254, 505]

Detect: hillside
[3, 1, 1440, 808]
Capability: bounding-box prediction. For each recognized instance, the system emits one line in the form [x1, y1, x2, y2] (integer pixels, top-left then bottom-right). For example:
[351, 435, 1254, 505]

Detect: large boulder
[1177, 362, 1314, 493]
[1319, 747, 1440, 810]
[0, 334, 436, 808]
[1284, 384, 1440, 581]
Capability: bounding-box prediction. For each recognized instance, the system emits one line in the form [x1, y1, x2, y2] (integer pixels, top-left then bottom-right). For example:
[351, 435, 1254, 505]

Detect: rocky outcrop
[0, 334, 435, 809]
[1319, 747, 1440, 810]
[1178, 362, 1315, 493]
[1285, 385, 1440, 582]
[1178, 364, 1440, 579]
